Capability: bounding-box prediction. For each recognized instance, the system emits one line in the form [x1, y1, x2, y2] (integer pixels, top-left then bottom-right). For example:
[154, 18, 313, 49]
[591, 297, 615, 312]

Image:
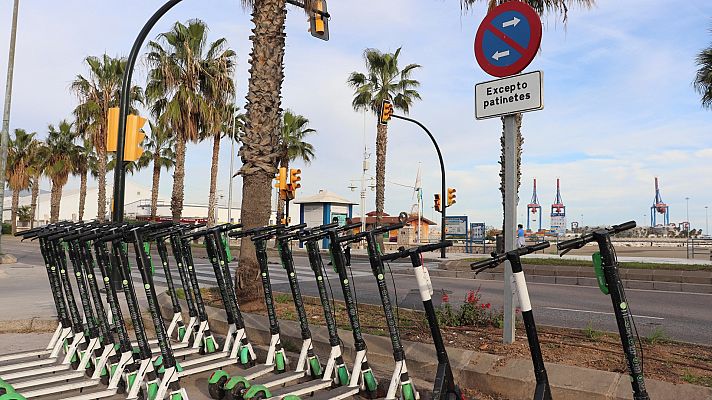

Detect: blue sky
[1, 0, 712, 229]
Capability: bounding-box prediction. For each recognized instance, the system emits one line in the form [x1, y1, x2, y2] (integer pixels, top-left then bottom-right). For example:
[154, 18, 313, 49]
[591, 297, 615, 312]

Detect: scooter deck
[178, 355, 265, 377]
[2, 364, 70, 381]
[0, 357, 58, 373]
[10, 370, 86, 390]
[0, 349, 51, 364]
[265, 378, 336, 399]
[308, 385, 360, 400]
[17, 377, 100, 398]
[249, 370, 305, 388]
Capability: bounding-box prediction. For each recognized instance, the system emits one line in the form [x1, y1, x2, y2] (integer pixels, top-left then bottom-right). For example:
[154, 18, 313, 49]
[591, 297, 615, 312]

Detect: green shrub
[2, 223, 10, 234]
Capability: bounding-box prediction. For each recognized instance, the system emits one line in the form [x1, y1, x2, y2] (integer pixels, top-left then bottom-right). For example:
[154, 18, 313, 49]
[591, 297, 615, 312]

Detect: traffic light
[447, 187, 457, 207]
[289, 168, 301, 190]
[434, 194, 441, 212]
[380, 100, 393, 125]
[275, 167, 287, 192]
[309, 0, 329, 41]
[123, 115, 147, 162]
[106, 107, 119, 152]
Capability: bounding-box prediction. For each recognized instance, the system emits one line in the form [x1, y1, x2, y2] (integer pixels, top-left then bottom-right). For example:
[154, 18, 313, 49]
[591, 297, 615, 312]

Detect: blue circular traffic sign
[474, 1, 542, 77]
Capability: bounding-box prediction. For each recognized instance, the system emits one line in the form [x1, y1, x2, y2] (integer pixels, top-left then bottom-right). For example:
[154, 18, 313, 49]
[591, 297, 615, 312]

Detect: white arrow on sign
[502, 17, 520, 28]
[492, 50, 510, 61]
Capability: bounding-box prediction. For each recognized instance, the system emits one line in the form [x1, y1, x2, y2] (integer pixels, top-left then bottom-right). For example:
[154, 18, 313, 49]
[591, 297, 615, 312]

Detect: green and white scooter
[208, 224, 293, 400]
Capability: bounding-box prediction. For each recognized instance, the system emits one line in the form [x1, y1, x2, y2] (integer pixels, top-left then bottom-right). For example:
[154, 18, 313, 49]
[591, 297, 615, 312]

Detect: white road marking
[544, 306, 664, 320]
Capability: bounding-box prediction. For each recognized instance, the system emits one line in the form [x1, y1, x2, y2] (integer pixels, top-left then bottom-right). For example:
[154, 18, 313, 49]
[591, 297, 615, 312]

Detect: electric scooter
[170, 224, 258, 376]
[246, 222, 358, 400]
[208, 224, 287, 400]
[557, 221, 650, 400]
[0, 223, 79, 374]
[227, 224, 323, 399]
[2, 225, 104, 394]
[0, 223, 76, 369]
[471, 242, 552, 400]
[345, 215, 420, 400]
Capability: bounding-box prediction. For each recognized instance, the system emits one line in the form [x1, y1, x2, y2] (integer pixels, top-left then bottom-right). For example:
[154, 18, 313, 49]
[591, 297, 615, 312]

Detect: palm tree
[461, 0, 595, 227]
[6, 129, 36, 234]
[44, 121, 80, 223]
[27, 140, 47, 228]
[137, 122, 176, 220]
[694, 33, 712, 108]
[146, 19, 233, 222]
[75, 138, 97, 221]
[348, 48, 422, 234]
[232, 0, 319, 304]
[71, 54, 143, 222]
[200, 40, 237, 227]
[276, 110, 316, 222]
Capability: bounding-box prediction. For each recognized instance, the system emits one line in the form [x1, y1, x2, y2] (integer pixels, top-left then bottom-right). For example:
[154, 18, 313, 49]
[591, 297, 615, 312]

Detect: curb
[0, 318, 58, 334]
[158, 293, 712, 400]
[439, 261, 712, 294]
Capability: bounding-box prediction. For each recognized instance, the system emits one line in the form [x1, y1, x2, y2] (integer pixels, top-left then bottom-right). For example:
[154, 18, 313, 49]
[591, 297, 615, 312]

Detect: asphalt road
[3, 238, 710, 345]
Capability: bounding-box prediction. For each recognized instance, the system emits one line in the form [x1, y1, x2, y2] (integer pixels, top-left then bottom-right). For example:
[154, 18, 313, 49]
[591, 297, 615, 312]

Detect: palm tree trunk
[207, 132, 221, 228]
[151, 153, 161, 220]
[10, 189, 19, 235]
[49, 180, 62, 223]
[97, 149, 107, 222]
[237, 0, 287, 305]
[499, 113, 524, 230]
[171, 136, 187, 222]
[276, 156, 288, 223]
[78, 170, 87, 221]
[30, 176, 38, 228]
[375, 123, 388, 245]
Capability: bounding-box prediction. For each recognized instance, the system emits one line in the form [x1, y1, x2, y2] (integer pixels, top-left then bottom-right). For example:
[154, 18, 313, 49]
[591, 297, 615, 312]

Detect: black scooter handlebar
[557, 221, 636, 252]
[471, 241, 551, 272]
[380, 240, 453, 262]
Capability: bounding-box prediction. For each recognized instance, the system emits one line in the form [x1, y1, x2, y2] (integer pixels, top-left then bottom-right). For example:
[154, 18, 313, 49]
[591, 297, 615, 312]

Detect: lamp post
[391, 114, 448, 258]
[685, 197, 690, 236]
[349, 148, 374, 235]
[0, 0, 20, 251]
[705, 206, 708, 236]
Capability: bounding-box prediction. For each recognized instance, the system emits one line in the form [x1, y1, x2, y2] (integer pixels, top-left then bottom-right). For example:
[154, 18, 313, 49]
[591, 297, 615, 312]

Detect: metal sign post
[473, 1, 542, 344]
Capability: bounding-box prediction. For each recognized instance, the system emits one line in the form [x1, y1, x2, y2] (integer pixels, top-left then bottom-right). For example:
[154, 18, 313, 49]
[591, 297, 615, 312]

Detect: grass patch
[584, 321, 604, 341]
[683, 373, 712, 387]
[646, 327, 669, 345]
[274, 293, 292, 304]
[463, 256, 711, 271]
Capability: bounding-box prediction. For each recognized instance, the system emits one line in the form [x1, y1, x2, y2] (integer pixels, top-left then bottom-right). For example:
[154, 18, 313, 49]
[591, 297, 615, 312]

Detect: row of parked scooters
[0, 213, 465, 400]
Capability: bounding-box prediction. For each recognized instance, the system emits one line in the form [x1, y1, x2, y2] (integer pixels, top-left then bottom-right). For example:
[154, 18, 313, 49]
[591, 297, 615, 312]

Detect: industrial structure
[550, 178, 566, 236]
[650, 177, 670, 227]
[526, 178, 542, 233]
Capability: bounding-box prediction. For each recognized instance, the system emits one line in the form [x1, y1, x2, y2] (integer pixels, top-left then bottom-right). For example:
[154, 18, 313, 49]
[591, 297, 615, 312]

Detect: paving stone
[577, 277, 599, 288]
[613, 373, 712, 400]
[555, 276, 578, 286]
[527, 275, 556, 284]
[547, 362, 619, 400]
[681, 270, 712, 284]
[652, 281, 682, 292]
[625, 269, 653, 281]
[652, 269, 682, 283]
[625, 280, 654, 290]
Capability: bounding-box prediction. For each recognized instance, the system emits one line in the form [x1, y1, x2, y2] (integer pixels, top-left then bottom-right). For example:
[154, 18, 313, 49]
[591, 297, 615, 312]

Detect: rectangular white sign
[475, 70, 544, 120]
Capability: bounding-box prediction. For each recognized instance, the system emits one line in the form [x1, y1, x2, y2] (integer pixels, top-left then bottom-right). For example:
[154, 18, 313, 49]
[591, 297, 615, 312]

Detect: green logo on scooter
[377, 273, 384, 280]
[620, 302, 627, 310]
[145, 284, 151, 289]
